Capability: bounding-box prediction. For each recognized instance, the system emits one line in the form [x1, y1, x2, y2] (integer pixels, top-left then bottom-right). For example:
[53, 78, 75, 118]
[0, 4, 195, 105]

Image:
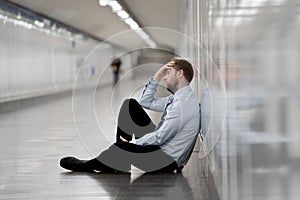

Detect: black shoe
[60, 157, 93, 172]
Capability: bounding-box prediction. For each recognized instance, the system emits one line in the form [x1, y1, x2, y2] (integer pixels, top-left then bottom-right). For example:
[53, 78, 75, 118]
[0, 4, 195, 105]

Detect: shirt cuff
[129, 136, 137, 144]
[147, 78, 159, 88]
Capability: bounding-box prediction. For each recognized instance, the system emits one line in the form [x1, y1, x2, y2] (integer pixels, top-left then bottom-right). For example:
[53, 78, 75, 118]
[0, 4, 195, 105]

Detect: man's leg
[60, 156, 117, 173]
[116, 98, 156, 142]
[113, 72, 118, 86]
[60, 140, 133, 172]
[115, 141, 178, 173]
[60, 142, 178, 173]
[60, 99, 157, 172]
[92, 98, 156, 172]
[112, 98, 178, 172]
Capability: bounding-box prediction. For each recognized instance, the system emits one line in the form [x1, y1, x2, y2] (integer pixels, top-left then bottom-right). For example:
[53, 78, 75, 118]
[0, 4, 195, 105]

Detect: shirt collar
[174, 85, 191, 100]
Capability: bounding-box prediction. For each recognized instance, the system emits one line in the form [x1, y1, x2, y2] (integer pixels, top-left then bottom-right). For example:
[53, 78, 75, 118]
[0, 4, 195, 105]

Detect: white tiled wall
[0, 5, 133, 102]
[180, 0, 300, 199]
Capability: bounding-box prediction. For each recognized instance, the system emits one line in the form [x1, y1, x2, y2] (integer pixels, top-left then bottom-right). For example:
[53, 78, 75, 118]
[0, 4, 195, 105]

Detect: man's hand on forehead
[166, 61, 175, 67]
[153, 60, 175, 80]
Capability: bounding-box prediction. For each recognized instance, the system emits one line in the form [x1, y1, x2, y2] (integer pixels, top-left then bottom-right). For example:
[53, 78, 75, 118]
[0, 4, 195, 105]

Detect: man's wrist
[148, 78, 160, 85]
[152, 75, 160, 81]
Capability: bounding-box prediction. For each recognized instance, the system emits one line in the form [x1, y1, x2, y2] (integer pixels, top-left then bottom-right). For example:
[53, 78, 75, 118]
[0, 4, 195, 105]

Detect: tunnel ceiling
[7, 0, 182, 51]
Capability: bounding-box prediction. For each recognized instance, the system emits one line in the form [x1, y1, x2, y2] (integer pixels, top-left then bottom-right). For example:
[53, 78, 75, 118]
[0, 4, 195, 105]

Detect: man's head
[162, 57, 194, 93]
[171, 57, 194, 83]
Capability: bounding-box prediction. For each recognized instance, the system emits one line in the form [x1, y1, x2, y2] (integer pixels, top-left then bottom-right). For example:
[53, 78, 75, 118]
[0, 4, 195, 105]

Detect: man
[111, 57, 122, 86]
[60, 57, 200, 173]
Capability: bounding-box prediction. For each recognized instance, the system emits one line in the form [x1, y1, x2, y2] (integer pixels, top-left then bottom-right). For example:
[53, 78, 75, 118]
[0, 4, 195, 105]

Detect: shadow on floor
[61, 172, 194, 200]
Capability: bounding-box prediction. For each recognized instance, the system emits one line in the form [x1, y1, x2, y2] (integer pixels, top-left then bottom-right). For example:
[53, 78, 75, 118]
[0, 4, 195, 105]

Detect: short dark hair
[171, 57, 194, 83]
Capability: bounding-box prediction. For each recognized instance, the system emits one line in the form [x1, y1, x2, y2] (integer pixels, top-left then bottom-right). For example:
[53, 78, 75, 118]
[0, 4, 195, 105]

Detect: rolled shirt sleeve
[139, 79, 169, 112]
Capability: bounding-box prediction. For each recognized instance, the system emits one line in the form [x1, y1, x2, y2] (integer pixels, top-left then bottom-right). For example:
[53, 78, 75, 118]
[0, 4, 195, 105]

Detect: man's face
[162, 67, 178, 93]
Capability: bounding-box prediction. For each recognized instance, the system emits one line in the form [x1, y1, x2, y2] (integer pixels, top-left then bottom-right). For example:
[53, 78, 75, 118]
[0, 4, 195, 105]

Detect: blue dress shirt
[131, 79, 200, 168]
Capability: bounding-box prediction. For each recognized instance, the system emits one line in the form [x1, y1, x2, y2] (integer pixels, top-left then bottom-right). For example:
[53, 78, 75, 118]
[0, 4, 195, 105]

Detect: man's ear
[177, 69, 184, 78]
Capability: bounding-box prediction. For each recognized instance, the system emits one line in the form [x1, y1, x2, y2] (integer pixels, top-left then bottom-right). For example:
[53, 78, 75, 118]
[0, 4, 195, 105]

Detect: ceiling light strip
[99, 0, 157, 48]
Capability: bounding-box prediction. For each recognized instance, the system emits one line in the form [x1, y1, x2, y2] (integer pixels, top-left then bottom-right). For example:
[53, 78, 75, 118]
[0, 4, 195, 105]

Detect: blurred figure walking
[111, 56, 122, 86]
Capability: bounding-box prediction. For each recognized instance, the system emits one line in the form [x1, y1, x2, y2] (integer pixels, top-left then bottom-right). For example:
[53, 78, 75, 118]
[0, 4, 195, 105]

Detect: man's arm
[122, 61, 178, 144]
[139, 61, 175, 112]
[139, 79, 169, 112]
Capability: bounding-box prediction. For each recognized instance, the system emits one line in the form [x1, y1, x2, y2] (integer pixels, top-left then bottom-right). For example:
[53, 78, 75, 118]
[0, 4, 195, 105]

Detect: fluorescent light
[125, 18, 139, 29]
[124, 18, 134, 24]
[136, 29, 149, 39]
[147, 40, 157, 48]
[108, 0, 119, 7]
[107, 0, 122, 12]
[117, 10, 129, 19]
[129, 22, 139, 29]
[98, 0, 157, 47]
[34, 20, 44, 28]
[99, 0, 110, 7]
[112, 4, 122, 12]
[134, 28, 156, 47]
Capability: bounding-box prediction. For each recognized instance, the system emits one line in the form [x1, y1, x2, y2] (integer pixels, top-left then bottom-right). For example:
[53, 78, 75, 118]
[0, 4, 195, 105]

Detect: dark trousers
[84, 98, 178, 173]
[113, 72, 119, 86]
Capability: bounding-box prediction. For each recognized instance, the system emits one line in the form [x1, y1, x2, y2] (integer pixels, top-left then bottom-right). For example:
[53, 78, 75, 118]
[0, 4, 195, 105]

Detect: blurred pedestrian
[111, 57, 122, 86]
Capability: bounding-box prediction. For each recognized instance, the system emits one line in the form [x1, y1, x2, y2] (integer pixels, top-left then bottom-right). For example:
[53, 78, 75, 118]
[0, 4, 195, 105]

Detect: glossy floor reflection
[0, 77, 219, 200]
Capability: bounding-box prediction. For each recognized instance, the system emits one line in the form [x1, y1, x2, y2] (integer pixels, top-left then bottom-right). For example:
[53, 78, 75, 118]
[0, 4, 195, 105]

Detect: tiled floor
[0, 77, 219, 200]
